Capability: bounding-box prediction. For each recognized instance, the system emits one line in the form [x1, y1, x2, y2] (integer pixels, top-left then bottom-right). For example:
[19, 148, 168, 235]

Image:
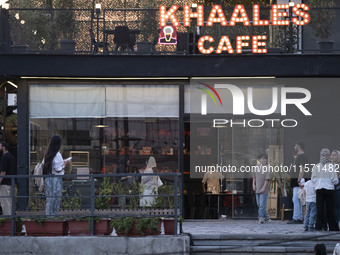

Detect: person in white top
[139, 156, 162, 207]
[43, 135, 71, 216]
[311, 148, 339, 231]
[303, 179, 316, 231]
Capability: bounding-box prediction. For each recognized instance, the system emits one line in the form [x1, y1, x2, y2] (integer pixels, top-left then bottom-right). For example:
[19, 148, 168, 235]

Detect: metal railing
[0, 172, 182, 236]
[0, 6, 340, 55]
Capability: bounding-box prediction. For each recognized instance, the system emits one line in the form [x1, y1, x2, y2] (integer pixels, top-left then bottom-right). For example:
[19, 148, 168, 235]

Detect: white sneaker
[259, 218, 265, 224]
[265, 217, 271, 222]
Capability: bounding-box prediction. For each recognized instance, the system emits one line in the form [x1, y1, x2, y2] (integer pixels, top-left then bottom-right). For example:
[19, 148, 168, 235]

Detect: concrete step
[190, 233, 340, 254]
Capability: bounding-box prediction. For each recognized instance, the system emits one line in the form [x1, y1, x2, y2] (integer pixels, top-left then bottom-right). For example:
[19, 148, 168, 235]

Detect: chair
[89, 29, 109, 54]
[114, 26, 131, 52]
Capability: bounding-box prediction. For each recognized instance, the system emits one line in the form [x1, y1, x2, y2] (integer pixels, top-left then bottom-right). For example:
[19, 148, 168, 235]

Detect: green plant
[127, 181, 143, 210]
[111, 217, 134, 235]
[61, 189, 82, 211]
[140, 0, 160, 42]
[136, 217, 159, 235]
[96, 177, 114, 210]
[308, 0, 336, 40]
[0, 217, 22, 230]
[54, 0, 76, 39]
[152, 184, 177, 209]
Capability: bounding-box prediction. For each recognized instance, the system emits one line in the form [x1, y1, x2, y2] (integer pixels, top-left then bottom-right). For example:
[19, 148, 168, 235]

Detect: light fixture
[94, 125, 108, 128]
[289, 2, 295, 7]
[2, 3, 9, 9]
[95, 3, 101, 15]
[7, 81, 18, 88]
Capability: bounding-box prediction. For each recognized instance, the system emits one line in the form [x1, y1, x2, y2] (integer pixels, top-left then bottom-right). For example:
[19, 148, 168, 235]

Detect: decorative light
[236, 36, 250, 53]
[216, 36, 234, 54]
[206, 5, 228, 26]
[20, 20, 25, 24]
[198, 36, 214, 54]
[229, 5, 250, 26]
[252, 35, 267, 54]
[159, 5, 180, 27]
[253, 5, 270, 26]
[292, 3, 310, 26]
[272, 4, 289, 26]
[184, 5, 204, 26]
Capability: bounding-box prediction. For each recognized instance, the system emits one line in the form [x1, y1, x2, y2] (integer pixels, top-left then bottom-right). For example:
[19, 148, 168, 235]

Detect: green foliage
[152, 185, 177, 209]
[140, 0, 160, 42]
[0, 218, 23, 230]
[136, 217, 159, 235]
[111, 217, 134, 235]
[127, 180, 143, 210]
[54, 0, 76, 39]
[95, 177, 113, 210]
[308, 0, 336, 40]
[60, 189, 82, 211]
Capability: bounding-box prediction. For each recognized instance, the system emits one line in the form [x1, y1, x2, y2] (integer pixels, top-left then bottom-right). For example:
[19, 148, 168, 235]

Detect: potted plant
[137, 0, 159, 53]
[111, 217, 161, 236]
[55, 0, 77, 53]
[308, 0, 336, 53]
[0, 218, 22, 236]
[153, 184, 182, 234]
[68, 178, 113, 236]
[23, 217, 68, 236]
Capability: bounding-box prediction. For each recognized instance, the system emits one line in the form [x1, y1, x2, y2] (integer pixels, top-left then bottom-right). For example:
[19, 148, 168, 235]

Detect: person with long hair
[43, 135, 70, 216]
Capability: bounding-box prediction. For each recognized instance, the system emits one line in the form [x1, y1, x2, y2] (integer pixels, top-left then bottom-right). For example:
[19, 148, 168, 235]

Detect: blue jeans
[45, 176, 63, 216]
[334, 189, 340, 224]
[304, 202, 316, 230]
[292, 187, 303, 221]
[256, 193, 269, 219]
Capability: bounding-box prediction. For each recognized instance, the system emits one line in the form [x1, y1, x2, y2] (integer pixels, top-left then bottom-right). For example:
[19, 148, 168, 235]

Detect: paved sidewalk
[182, 219, 339, 236]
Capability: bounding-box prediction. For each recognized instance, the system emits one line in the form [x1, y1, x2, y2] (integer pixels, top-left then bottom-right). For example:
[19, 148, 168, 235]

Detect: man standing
[253, 153, 271, 224]
[287, 140, 308, 224]
[0, 142, 16, 215]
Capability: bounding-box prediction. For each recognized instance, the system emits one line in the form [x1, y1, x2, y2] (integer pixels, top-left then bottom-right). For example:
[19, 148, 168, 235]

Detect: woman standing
[332, 150, 340, 229]
[43, 135, 71, 216]
[139, 156, 162, 207]
[311, 148, 339, 231]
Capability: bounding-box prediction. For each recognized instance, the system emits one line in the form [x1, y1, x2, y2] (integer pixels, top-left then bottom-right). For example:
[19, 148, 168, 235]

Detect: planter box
[163, 218, 179, 235]
[0, 220, 22, 236]
[116, 218, 161, 236]
[68, 218, 112, 236]
[24, 220, 68, 236]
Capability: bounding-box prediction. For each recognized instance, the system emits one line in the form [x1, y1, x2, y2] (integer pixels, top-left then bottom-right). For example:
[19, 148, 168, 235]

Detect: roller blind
[30, 85, 105, 118]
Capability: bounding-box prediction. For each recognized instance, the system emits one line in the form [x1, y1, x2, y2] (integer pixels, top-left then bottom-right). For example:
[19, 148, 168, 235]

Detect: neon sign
[159, 4, 311, 54]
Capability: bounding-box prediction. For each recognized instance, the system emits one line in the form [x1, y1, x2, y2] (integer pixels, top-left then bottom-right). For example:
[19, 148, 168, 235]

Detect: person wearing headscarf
[331, 150, 340, 230]
[139, 156, 162, 207]
[311, 148, 339, 231]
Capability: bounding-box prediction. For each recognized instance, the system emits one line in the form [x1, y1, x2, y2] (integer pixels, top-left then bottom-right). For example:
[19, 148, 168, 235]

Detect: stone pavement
[182, 219, 308, 235]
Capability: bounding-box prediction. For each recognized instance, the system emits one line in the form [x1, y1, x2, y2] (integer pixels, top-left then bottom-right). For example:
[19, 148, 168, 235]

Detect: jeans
[334, 189, 340, 224]
[304, 202, 317, 230]
[256, 193, 269, 219]
[292, 187, 303, 221]
[0, 185, 12, 215]
[45, 176, 63, 216]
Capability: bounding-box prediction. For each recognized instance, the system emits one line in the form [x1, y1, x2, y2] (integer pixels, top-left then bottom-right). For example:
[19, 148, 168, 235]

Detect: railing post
[90, 174, 95, 236]
[174, 173, 178, 236]
[11, 175, 15, 236]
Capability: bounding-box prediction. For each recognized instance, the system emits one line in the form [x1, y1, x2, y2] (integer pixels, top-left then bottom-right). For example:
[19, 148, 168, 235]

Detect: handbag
[33, 162, 44, 192]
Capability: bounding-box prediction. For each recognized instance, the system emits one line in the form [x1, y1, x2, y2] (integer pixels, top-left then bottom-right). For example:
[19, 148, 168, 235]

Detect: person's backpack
[33, 162, 44, 192]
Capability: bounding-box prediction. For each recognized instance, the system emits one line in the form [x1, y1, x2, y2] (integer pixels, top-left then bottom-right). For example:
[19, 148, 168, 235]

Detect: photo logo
[199, 84, 311, 116]
[197, 82, 222, 115]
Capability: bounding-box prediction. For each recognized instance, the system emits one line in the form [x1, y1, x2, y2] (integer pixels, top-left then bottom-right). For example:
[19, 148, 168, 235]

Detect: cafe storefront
[12, 71, 338, 219]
